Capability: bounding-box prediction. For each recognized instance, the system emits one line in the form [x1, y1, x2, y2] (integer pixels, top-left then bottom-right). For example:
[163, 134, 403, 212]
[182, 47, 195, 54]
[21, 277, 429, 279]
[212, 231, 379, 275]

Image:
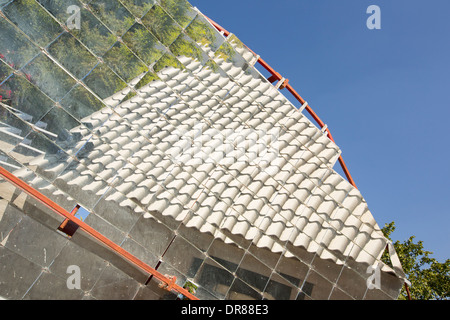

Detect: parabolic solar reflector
[0, 0, 407, 300]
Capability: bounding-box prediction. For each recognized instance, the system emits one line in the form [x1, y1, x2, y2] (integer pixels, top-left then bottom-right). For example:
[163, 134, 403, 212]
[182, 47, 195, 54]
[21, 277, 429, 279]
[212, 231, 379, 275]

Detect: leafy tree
[381, 221, 450, 300]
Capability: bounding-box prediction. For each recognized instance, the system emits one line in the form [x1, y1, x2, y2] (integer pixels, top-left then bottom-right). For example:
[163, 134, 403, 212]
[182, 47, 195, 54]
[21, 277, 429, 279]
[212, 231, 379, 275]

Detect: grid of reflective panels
[0, 0, 404, 300]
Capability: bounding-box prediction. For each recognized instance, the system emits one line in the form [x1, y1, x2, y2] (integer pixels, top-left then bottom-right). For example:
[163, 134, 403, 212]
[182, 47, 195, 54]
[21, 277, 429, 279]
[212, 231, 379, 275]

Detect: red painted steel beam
[0, 166, 198, 300]
[206, 16, 358, 189]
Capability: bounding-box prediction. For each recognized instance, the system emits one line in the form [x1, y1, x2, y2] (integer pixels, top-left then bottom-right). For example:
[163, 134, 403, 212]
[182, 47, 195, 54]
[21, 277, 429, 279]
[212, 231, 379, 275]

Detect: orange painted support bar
[0, 166, 198, 300]
[206, 16, 358, 189]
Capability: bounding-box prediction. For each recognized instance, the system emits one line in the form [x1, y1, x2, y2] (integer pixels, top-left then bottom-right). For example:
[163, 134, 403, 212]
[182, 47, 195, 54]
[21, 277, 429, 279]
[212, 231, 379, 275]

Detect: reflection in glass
[227, 278, 262, 300]
[21, 53, 77, 102]
[47, 32, 98, 80]
[194, 258, 235, 299]
[0, 17, 40, 70]
[102, 42, 148, 83]
[169, 33, 208, 65]
[0, 74, 55, 122]
[88, 0, 135, 37]
[0, 61, 14, 85]
[185, 14, 224, 53]
[153, 52, 185, 75]
[38, 106, 85, 152]
[120, 0, 156, 19]
[122, 22, 165, 66]
[82, 63, 128, 100]
[59, 84, 105, 124]
[3, 0, 63, 48]
[9, 129, 73, 182]
[159, 0, 197, 29]
[141, 4, 182, 46]
[0, 104, 33, 153]
[68, 5, 117, 56]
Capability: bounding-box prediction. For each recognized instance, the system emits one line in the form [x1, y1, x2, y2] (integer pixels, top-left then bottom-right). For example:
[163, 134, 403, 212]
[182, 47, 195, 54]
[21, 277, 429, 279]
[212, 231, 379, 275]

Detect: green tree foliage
[88, 0, 135, 37]
[3, 0, 62, 47]
[170, 35, 204, 63]
[185, 16, 218, 48]
[122, 23, 165, 66]
[381, 221, 450, 300]
[1, 0, 236, 112]
[0, 17, 39, 69]
[120, 0, 156, 19]
[102, 42, 148, 83]
[142, 4, 182, 46]
[47, 32, 98, 80]
[159, 0, 196, 29]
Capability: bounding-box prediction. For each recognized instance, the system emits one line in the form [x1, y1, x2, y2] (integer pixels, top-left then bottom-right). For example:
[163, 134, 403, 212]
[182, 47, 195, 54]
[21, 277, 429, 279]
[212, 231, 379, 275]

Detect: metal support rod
[405, 283, 412, 300]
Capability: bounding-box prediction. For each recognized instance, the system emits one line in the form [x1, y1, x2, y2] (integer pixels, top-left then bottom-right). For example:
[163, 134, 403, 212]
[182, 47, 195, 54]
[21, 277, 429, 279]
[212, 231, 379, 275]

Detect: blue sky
[190, 0, 450, 262]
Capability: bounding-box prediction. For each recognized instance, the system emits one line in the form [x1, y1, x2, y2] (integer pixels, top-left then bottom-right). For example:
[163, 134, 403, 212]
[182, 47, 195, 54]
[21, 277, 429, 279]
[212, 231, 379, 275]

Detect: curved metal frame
[206, 16, 415, 299]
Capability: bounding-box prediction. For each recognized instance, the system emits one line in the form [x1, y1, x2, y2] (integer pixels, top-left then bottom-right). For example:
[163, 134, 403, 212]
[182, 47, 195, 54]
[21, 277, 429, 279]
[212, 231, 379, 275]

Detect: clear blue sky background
[190, 0, 450, 262]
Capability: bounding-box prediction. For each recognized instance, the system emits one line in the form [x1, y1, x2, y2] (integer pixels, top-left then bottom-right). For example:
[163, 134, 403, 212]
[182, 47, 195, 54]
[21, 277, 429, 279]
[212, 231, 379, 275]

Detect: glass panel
[302, 269, 334, 300]
[9, 129, 73, 182]
[0, 17, 40, 70]
[207, 238, 245, 274]
[0, 149, 22, 172]
[120, 0, 156, 18]
[141, 4, 182, 46]
[0, 74, 55, 125]
[0, 104, 33, 153]
[37, 106, 86, 153]
[310, 246, 345, 284]
[88, 0, 135, 37]
[102, 42, 148, 83]
[335, 265, 368, 300]
[275, 254, 309, 288]
[185, 14, 224, 53]
[121, 22, 166, 66]
[64, 4, 117, 57]
[59, 84, 106, 126]
[227, 278, 262, 300]
[263, 272, 299, 300]
[235, 253, 272, 293]
[127, 214, 175, 258]
[88, 264, 140, 299]
[2, 0, 63, 48]
[153, 52, 185, 75]
[21, 53, 77, 102]
[82, 63, 128, 100]
[158, 0, 197, 29]
[194, 257, 235, 300]
[169, 33, 209, 65]
[47, 32, 98, 80]
[36, 0, 80, 21]
[162, 235, 205, 278]
[133, 70, 161, 93]
[0, 60, 14, 85]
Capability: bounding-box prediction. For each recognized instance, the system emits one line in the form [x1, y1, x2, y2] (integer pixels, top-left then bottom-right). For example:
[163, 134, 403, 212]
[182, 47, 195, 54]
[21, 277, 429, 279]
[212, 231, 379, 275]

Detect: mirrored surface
[0, 0, 404, 301]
